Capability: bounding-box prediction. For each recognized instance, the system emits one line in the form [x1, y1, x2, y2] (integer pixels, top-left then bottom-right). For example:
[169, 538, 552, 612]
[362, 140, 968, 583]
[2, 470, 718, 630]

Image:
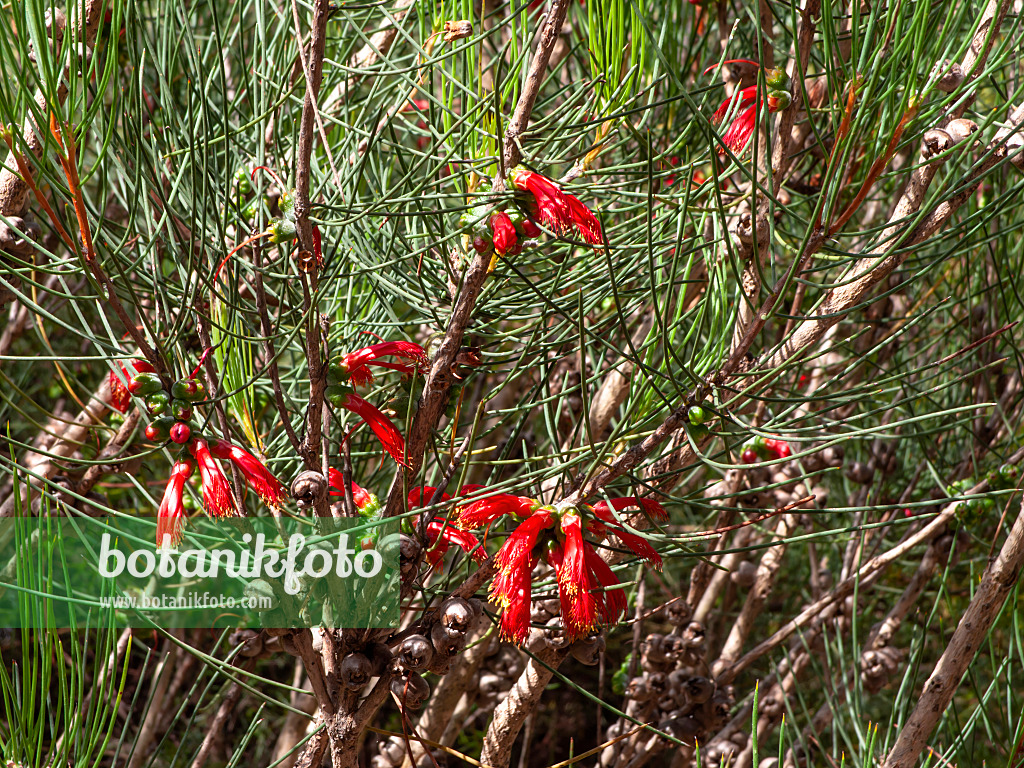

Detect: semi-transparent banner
[0, 515, 400, 629]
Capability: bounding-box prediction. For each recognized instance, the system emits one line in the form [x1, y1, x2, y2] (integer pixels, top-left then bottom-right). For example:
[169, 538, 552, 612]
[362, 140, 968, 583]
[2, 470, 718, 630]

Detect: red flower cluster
[333, 341, 428, 388]
[709, 61, 791, 156]
[109, 359, 155, 413]
[741, 436, 792, 464]
[457, 493, 666, 643]
[157, 460, 193, 547]
[209, 440, 287, 506]
[509, 167, 603, 245]
[156, 437, 286, 547]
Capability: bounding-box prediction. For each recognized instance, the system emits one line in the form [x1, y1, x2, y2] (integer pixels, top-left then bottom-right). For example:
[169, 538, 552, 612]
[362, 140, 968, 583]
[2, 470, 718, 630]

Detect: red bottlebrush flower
[490, 510, 553, 642]
[495, 551, 538, 643]
[495, 508, 555, 573]
[157, 460, 193, 548]
[336, 341, 428, 388]
[584, 546, 628, 622]
[108, 359, 155, 413]
[189, 437, 237, 518]
[591, 496, 668, 522]
[425, 519, 486, 568]
[338, 393, 408, 466]
[556, 513, 599, 636]
[509, 167, 603, 245]
[710, 61, 791, 157]
[209, 440, 286, 507]
[590, 501, 663, 569]
[490, 211, 519, 256]
[457, 493, 538, 529]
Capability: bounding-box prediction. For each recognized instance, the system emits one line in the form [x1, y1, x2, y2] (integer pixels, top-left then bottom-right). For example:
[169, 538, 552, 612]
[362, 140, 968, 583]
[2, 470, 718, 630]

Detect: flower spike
[508, 166, 603, 245]
[425, 519, 486, 568]
[334, 341, 428, 387]
[189, 437, 237, 518]
[209, 440, 286, 507]
[336, 392, 408, 466]
[157, 460, 193, 547]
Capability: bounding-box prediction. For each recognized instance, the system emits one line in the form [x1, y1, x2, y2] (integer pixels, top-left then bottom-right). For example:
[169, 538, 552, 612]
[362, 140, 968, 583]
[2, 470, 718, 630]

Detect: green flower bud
[267, 218, 297, 244]
[171, 378, 206, 401]
[687, 404, 711, 425]
[146, 391, 172, 416]
[233, 167, 252, 195]
[171, 399, 193, 422]
[127, 372, 163, 396]
[278, 189, 295, 217]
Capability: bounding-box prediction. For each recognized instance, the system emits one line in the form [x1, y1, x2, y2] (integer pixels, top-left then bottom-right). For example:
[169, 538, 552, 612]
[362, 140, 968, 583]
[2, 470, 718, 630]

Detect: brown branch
[382, 0, 576, 519]
[881, 494, 1024, 768]
[479, 646, 571, 768]
[252, 241, 303, 454]
[502, 0, 575, 171]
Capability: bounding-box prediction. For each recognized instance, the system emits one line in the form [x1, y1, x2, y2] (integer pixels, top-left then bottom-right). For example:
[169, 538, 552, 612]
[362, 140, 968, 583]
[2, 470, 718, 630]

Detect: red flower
[424, 519, 486, 568]
[108, 359, 155, 413]
[335, 341, 428, 387]
[327, 468, 376, 510]
[709, 63, 791, 157]
[407, 486, 451, 508]
[490, 211, 519, 256]
[554, 513, 599, 636]
[464, 495, 664, 643]
[491, 509, 554, 642]
[209, 440, 286, 507]
[189, 437, 237, 518]
[157, 460, 193, 547]
[509, 167, 603, 245]
[457, 493, 538, 529]
[337, 392, 408, 466]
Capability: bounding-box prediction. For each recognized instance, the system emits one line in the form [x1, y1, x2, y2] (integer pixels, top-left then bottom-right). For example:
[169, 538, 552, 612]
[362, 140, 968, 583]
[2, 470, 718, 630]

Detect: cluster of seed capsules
[601, 604, 734, 767]
[109, 360, 205, 445]
[372, 596, 486, 768]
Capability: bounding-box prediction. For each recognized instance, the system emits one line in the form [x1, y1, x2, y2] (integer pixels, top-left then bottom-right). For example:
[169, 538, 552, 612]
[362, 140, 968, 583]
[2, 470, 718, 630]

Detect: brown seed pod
[730, 560, 758, 588]
[684, 676, 715, 705]
[666, 600, 693, 626]
[398, 634, 433, 671]
[681, 621, 706, 649]
[426, 643, 452, 675]
[366, 642, 394, 676]
[440, 596, 475, 633]
[569, 634, 605, 666]
[290, 470, 328, 508]
[390, 672, 430, 709]
[658, 715, 701, 743]
[430, 621, 465, 656]
[945, 118, 979, 144]
[340, 653, 373, 691]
